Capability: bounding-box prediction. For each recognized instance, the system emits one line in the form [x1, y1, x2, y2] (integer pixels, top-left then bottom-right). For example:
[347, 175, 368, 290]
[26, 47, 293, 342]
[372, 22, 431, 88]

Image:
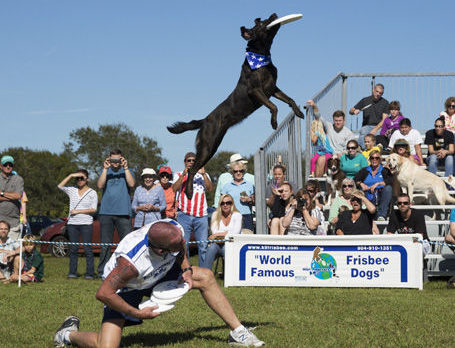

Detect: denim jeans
[359, 125, 376, 149]
[242, 214, 254, 232]
[177, 212, 208, 267]
[426, 154, 454, 177]
[201, 243, 225, 269]
[377, 185, 393, 218]
[97, 215, 132, 276]
[67, 224, 94, 278]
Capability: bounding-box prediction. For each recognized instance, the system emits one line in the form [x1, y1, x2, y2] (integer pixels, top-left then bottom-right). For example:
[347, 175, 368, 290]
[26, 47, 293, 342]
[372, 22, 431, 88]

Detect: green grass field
[0, 254, 452, 348]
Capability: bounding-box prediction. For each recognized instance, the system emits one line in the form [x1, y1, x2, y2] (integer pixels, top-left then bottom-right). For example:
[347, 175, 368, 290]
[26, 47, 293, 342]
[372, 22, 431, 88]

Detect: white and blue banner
[225, 234, 423, 290]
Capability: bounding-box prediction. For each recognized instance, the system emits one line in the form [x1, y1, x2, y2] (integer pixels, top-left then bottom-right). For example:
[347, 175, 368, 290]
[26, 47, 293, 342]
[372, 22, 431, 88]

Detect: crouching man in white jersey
[54, 219, 264, 347]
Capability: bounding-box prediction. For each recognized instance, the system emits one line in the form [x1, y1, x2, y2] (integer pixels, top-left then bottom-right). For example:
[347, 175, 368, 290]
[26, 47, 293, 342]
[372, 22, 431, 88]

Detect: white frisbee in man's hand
[138, 299, 175, 313]
[151, 294, 183, 305]
[267, 14, 303, 29]
[153, 280, 190, 300]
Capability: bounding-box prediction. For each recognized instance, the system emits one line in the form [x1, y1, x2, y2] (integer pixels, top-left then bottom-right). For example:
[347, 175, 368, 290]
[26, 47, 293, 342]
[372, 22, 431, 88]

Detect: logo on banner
[309, 247, 337, 280]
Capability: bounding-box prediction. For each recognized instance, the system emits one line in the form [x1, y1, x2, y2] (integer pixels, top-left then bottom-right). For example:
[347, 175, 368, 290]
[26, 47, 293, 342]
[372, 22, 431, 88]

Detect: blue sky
[1, 1, 455, 171]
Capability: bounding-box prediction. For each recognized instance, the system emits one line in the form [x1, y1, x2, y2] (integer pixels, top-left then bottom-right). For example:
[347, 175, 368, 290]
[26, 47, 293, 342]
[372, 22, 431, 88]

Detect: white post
[18, 238, 23, 288]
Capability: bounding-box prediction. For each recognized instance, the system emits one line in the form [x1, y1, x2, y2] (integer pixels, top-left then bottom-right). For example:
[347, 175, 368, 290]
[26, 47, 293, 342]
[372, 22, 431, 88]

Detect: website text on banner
[225, 235, 423, 290]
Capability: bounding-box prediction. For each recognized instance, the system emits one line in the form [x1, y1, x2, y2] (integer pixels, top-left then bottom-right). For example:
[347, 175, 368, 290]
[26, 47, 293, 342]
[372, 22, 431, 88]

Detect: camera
[110, 158, 121, 164]
[297, 198, 306, 209]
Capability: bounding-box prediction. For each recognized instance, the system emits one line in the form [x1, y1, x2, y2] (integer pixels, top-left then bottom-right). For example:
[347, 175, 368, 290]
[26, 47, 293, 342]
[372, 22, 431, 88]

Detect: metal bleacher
[254, 72, 455, 277]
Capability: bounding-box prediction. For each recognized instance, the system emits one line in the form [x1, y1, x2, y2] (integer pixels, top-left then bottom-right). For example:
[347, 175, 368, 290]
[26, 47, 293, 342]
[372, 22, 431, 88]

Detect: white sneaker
[54, 316, 80, 347]
[228, 326, 265, 346]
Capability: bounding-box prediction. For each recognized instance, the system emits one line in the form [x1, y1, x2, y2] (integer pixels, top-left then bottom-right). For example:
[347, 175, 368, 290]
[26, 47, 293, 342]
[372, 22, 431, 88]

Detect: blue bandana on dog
[245, 51, 271, 70]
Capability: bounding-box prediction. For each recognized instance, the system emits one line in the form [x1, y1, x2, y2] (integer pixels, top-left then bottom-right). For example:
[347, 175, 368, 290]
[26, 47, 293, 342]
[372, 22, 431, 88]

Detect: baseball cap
[1, 155, 14, 165]
[158, 166, 172, 175]
[229, 153, 248, 164]
[141, 168, 156, 176]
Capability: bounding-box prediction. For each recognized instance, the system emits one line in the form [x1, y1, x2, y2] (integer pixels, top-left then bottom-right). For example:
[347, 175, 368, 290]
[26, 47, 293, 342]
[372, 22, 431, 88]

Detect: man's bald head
[148, 221, 184, 251]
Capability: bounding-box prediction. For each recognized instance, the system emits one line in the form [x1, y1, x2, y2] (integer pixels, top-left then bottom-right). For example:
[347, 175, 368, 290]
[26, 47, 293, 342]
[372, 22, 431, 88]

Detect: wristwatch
[0, 191, 4, 197]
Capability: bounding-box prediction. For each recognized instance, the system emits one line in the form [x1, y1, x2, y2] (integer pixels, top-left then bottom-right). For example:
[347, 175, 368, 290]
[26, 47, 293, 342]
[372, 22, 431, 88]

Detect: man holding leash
[54, 219, 264, 347]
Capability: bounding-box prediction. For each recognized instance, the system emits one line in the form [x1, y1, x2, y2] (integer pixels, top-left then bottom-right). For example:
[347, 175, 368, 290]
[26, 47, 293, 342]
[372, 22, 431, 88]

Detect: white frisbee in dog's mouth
[267, 14, 303, 29]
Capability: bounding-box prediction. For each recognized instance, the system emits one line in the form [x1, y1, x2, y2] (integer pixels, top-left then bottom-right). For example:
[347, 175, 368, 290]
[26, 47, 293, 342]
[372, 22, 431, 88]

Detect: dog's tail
[167, 119, 203, 134]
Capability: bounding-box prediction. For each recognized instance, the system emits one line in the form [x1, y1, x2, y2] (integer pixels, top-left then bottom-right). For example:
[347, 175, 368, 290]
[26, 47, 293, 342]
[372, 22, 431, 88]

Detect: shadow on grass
[121, 322, 272, 347]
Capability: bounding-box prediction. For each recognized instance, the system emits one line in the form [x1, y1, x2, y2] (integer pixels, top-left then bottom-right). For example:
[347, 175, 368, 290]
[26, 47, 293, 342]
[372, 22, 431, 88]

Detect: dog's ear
[240, 26, 251, 40]
[254, 17, 261, 25]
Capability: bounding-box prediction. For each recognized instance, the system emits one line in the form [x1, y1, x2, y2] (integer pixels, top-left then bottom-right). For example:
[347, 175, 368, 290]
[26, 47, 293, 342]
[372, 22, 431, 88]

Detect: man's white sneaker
[228, 326, 265, 347]
[54, 316, 80, 347]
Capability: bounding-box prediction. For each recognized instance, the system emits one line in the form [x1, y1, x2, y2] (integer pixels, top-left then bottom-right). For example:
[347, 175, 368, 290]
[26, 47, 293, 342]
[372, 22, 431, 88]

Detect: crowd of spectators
[2, 90, 455, 287]
[305, 93, 455, 222]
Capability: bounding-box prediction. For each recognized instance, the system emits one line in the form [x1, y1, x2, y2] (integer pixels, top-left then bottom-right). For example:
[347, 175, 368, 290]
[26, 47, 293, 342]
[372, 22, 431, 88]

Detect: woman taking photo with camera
[269, 182, 294, 235]
[281, 188, 325, 235]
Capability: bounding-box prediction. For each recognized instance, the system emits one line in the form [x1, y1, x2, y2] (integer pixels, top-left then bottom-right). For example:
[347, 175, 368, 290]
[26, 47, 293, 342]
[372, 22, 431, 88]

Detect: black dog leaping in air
[168, 13, 304, 199]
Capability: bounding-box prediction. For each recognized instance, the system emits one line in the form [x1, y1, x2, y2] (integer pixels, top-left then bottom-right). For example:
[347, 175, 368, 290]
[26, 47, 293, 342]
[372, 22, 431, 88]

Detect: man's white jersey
[103, 220, 183, 291]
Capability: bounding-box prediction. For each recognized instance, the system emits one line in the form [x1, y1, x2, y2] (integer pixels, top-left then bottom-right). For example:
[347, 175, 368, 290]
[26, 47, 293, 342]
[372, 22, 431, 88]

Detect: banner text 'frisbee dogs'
[224, 234, 423, 289]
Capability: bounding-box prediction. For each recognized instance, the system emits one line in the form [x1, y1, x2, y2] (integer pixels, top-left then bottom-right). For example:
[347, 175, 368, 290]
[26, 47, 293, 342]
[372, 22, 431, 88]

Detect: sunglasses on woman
[220, 201, 233, 206]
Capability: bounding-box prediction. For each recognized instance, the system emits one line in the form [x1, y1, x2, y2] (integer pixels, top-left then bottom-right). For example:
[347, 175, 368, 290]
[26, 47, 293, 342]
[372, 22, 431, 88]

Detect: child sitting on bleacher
[390, 139, 418, 164]
[375, 100, 404, 149]
[388, 118, 424, 165]
[362, 134, 382, 164]
[310, 119, 333, 177]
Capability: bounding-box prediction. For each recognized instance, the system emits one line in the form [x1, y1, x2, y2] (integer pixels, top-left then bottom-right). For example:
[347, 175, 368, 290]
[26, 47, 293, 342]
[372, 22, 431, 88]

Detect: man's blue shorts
[102, 261, 182, 327]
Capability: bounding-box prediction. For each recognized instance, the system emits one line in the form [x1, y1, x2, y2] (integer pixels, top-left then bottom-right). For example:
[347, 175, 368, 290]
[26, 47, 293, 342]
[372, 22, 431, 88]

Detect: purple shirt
[380, 114, 404, 136]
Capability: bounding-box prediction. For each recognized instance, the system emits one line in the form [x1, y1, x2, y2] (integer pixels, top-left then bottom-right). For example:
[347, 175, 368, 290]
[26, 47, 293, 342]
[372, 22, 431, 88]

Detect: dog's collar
[245, 51, 271, 70]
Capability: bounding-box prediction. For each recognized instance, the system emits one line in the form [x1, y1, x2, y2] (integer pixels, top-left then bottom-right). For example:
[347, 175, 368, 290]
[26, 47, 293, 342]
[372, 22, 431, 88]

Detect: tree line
[2, 123, 253, 217]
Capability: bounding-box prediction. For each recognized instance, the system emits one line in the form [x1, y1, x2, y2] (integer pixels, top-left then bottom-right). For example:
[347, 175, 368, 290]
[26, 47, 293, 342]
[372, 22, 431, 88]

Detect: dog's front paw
[294, 107, 304, 119]
[271, 118, 278, 130]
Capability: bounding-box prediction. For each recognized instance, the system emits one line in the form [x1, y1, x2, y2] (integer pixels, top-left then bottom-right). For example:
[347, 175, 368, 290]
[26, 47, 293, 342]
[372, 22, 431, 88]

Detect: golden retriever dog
[386, 153, 455, 204]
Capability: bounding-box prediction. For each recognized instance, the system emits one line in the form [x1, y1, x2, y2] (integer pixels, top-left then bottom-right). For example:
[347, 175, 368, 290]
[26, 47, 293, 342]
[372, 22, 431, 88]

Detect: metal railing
[254, 72, 455, 234]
